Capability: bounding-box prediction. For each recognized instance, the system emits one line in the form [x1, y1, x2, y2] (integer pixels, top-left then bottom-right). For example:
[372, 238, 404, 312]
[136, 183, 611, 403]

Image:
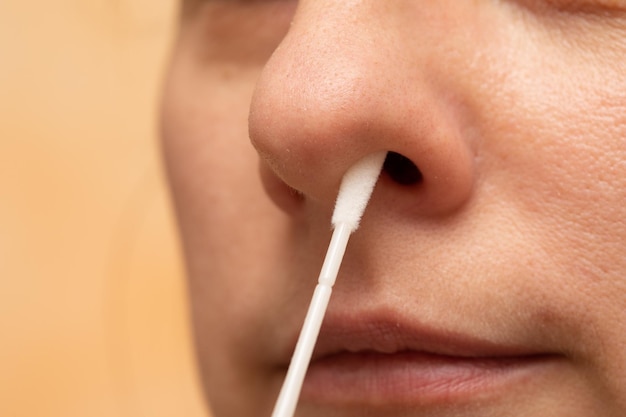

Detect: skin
[161, 0, 626, 416]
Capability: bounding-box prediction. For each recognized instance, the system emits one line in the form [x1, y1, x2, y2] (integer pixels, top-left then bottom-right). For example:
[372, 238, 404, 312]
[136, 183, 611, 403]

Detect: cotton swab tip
[331, 151, 387, 231]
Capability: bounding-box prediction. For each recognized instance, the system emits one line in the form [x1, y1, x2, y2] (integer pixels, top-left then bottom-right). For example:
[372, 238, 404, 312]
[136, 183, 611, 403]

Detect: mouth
[291, 313, 563, 407]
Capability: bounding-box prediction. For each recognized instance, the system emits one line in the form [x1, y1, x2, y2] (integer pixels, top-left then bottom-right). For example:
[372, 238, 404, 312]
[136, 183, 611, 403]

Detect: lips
[287, 312, 563, 407]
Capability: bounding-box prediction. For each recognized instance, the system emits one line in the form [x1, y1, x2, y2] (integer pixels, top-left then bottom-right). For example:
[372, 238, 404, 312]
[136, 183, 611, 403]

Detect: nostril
[383, 152, 422, 185]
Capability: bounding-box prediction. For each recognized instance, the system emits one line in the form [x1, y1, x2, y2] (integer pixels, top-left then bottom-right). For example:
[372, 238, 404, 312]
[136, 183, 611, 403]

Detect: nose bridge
[249, 0, 476, 212]
[252, 0, 448, 108]
[250, 0, 407, 141]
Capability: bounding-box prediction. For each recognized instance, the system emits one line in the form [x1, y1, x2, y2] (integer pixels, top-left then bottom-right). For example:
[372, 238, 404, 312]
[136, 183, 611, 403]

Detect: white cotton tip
[331, 151, 387, 231]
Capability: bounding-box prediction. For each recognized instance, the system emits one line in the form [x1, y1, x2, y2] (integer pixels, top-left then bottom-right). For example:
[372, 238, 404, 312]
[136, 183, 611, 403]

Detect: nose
[249, 0, 476, 216]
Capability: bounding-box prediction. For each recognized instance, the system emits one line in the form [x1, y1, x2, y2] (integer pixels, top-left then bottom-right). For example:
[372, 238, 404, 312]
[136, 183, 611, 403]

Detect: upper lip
[299, 310, 550, 362]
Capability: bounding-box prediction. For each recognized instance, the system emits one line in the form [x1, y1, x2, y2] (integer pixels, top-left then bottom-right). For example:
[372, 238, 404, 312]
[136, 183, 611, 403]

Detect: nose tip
[248, 53, 381, 202]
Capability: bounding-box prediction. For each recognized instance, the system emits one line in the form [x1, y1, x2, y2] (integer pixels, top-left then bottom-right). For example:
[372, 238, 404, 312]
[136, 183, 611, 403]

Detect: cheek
[471, 25, 626, 362]
[161, 57, 299, 406]
[495, 59, 626, 264]
[463, 9, 626, 257]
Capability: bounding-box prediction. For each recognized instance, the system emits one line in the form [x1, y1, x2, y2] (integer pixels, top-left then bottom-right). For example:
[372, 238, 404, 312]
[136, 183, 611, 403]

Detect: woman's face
[161, 1, 626, 416]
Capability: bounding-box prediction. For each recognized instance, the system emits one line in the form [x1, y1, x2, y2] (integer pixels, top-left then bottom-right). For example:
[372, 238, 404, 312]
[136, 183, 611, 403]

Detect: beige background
[0, 1, 208, 416]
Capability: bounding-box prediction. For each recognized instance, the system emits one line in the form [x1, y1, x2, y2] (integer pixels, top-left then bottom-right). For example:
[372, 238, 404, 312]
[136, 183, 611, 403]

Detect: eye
[516, 0, 626, 14]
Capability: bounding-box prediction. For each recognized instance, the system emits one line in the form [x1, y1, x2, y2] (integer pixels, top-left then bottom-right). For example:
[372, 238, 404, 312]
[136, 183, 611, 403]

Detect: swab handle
[271, 284, 332, 417]
[318, 222, 351, 286]
[271, 223, 352, 417]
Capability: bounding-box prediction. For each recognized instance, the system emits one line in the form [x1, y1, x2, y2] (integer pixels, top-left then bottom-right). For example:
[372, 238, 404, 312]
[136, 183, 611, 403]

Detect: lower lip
[300, 351, 556, 406]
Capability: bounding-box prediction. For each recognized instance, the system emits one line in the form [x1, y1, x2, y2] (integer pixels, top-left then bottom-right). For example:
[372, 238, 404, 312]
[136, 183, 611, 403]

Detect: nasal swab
[271, 151, 387, 417]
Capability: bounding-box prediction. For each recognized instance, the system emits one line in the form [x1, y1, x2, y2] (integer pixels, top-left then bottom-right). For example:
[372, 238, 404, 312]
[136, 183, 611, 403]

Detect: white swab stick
[271, 152, 387, 417]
